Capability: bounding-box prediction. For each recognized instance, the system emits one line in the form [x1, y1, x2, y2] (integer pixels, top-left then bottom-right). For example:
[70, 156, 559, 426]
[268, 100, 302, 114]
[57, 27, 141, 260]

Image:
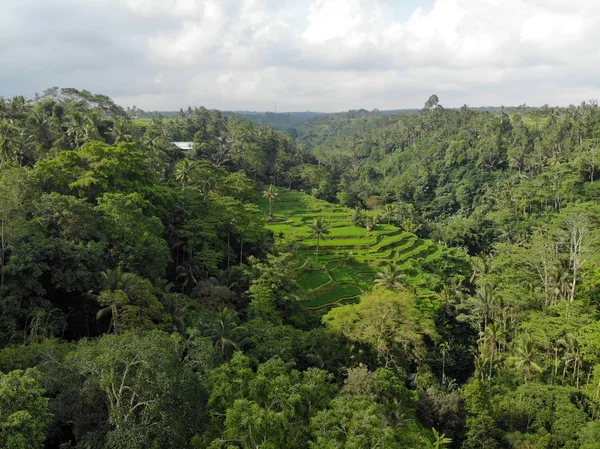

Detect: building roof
[171, 141, 193, 150]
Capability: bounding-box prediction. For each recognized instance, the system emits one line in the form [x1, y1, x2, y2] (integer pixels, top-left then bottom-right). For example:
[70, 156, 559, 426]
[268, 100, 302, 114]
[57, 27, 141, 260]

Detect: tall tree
[309, 217, 330, 263]
[204, 307, 246, 360]
[324, 289, 437, 367]
[0, 368, 50, 449]
[565, 213, 594, 302]
[508, 337, 542, 382]
[374, 264, 407, 291]
[174, 158, 196, 189]
[262, 184, 278, 218]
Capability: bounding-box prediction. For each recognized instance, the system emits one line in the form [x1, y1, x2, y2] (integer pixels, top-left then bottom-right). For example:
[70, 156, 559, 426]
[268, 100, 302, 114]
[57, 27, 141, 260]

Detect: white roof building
[171, 142, 194, 150]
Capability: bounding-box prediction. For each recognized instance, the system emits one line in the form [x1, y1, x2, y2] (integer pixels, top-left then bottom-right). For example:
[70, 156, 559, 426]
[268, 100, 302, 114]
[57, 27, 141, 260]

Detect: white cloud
[3, 0, 600, 110]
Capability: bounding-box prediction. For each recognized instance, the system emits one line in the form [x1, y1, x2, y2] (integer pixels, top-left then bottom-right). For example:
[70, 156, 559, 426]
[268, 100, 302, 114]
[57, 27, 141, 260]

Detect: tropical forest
[3, 88, 600, 449]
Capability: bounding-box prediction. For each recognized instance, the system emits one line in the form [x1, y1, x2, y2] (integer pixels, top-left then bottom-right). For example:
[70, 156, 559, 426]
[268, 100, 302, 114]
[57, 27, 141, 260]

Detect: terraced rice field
[261, 189, 443, 309]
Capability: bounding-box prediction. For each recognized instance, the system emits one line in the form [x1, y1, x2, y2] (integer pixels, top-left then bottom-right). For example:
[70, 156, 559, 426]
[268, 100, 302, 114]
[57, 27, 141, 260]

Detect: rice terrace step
[260, 189, 446, 309]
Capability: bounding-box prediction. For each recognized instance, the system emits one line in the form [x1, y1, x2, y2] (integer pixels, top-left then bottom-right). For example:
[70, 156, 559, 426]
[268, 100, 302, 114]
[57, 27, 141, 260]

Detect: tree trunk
[442, 355, 446, 385]
[315, 235, 320, 263]
[570, 266, 577, 303]
[0, 218, 4, 288]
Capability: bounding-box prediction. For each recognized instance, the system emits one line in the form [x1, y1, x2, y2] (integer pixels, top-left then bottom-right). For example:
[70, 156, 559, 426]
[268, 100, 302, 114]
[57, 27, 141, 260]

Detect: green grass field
[132, 118, 154, 128]
[261, 189, 443, 309]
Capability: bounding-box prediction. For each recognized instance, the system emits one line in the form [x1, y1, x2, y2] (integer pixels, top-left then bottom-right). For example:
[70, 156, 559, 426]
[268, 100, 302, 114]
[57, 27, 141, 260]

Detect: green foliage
[97, 192, 170, 279]
[324, 288, 437, 366]
[66, 331, 205, 449]
[0, 368, 50, 449]
[247, 253, 304, 323]
[207, 353, 336, 448]
[6, 89, 600, 448]
[309, 395, 396, 448]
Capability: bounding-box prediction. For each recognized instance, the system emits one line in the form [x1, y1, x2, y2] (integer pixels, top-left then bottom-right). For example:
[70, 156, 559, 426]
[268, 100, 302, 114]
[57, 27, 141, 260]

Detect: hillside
[260, 189, 446, 309]
[4, 88, 600, 449]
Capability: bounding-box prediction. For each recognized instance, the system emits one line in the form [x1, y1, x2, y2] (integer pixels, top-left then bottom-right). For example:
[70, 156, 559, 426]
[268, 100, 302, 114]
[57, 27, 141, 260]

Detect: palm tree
[66, 111, 87, 147]
[508, 337, 542, 381]
[351, 207, 366, 227]
[29, 109, 53, 152]
[100, 267, 136, 293]
[0, 120, 17, 168]
[439, 341, 450, 384]
[143, 128, 168, 177]
[365, 216, 377, 236]
[340, 250, 354, 267]
[158, 289, 188, 334]
[14, 127, 34, 166]
[176, 262, 202, 292]
[109, 119, 133, 143]
[205, 308, 246, 360]
[198, 171, 218, 200]
[470, 254, 493, 283]
[558, 333, 583, 388]
[479, 322, 505, 379]
[174, 158, 196, 189]
[96, 267, 136, 333]
[0, 97, 7, 120]
[374, 264, 407, 290]
[381, 203, 396, 225]
[309, 217, 330, 263]
[83, 111, 101, 142]
[401, 219, 420, 234]
[262, 184, 278, 218]
[473, 283, 496, 332]
[474, 354, 489, 382]
[143, 127, 163, 154]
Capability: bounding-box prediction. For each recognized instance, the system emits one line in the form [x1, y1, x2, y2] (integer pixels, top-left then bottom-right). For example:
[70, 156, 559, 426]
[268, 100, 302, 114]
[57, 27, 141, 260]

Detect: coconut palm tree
[309, 217, 330, 263]
[340, 250, 354, 267]
[438, 341, 451, 384]
[108, 119, 133, 143]
[174, 158, 196, 189]
[262, 184, 278, 218]
[176, 262, 202, 292]
[351, 207, 367, 227]
[100, 267, 136, 293]
[198, 171, 218, 200]
[374, 264, 407, 291]
[159, 290, 188, 334]
[558, 333, 583, 387]
[381, 203, 396, 225]
[205, 308, 246, 360]
[0, 120, 18, 168]
[365, 216, 378, 236]
[509, 337, 542, 382]
[470, 254, 493, 283]
[473, 283, 497, 332]
[474, 354, 489, 382]
[143, 127, 163, 154]
[401, 219, 421, 234]
[479, 322, 505, 379]
[95, 267, 137, 333]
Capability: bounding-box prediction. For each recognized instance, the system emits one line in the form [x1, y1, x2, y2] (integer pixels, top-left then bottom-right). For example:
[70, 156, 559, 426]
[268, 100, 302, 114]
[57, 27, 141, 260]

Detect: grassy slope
[261, 189, 443, 309]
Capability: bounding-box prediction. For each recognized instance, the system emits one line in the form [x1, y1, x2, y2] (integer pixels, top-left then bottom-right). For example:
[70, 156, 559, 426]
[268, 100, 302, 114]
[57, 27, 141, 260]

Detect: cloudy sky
[1, 0, 599, 111]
